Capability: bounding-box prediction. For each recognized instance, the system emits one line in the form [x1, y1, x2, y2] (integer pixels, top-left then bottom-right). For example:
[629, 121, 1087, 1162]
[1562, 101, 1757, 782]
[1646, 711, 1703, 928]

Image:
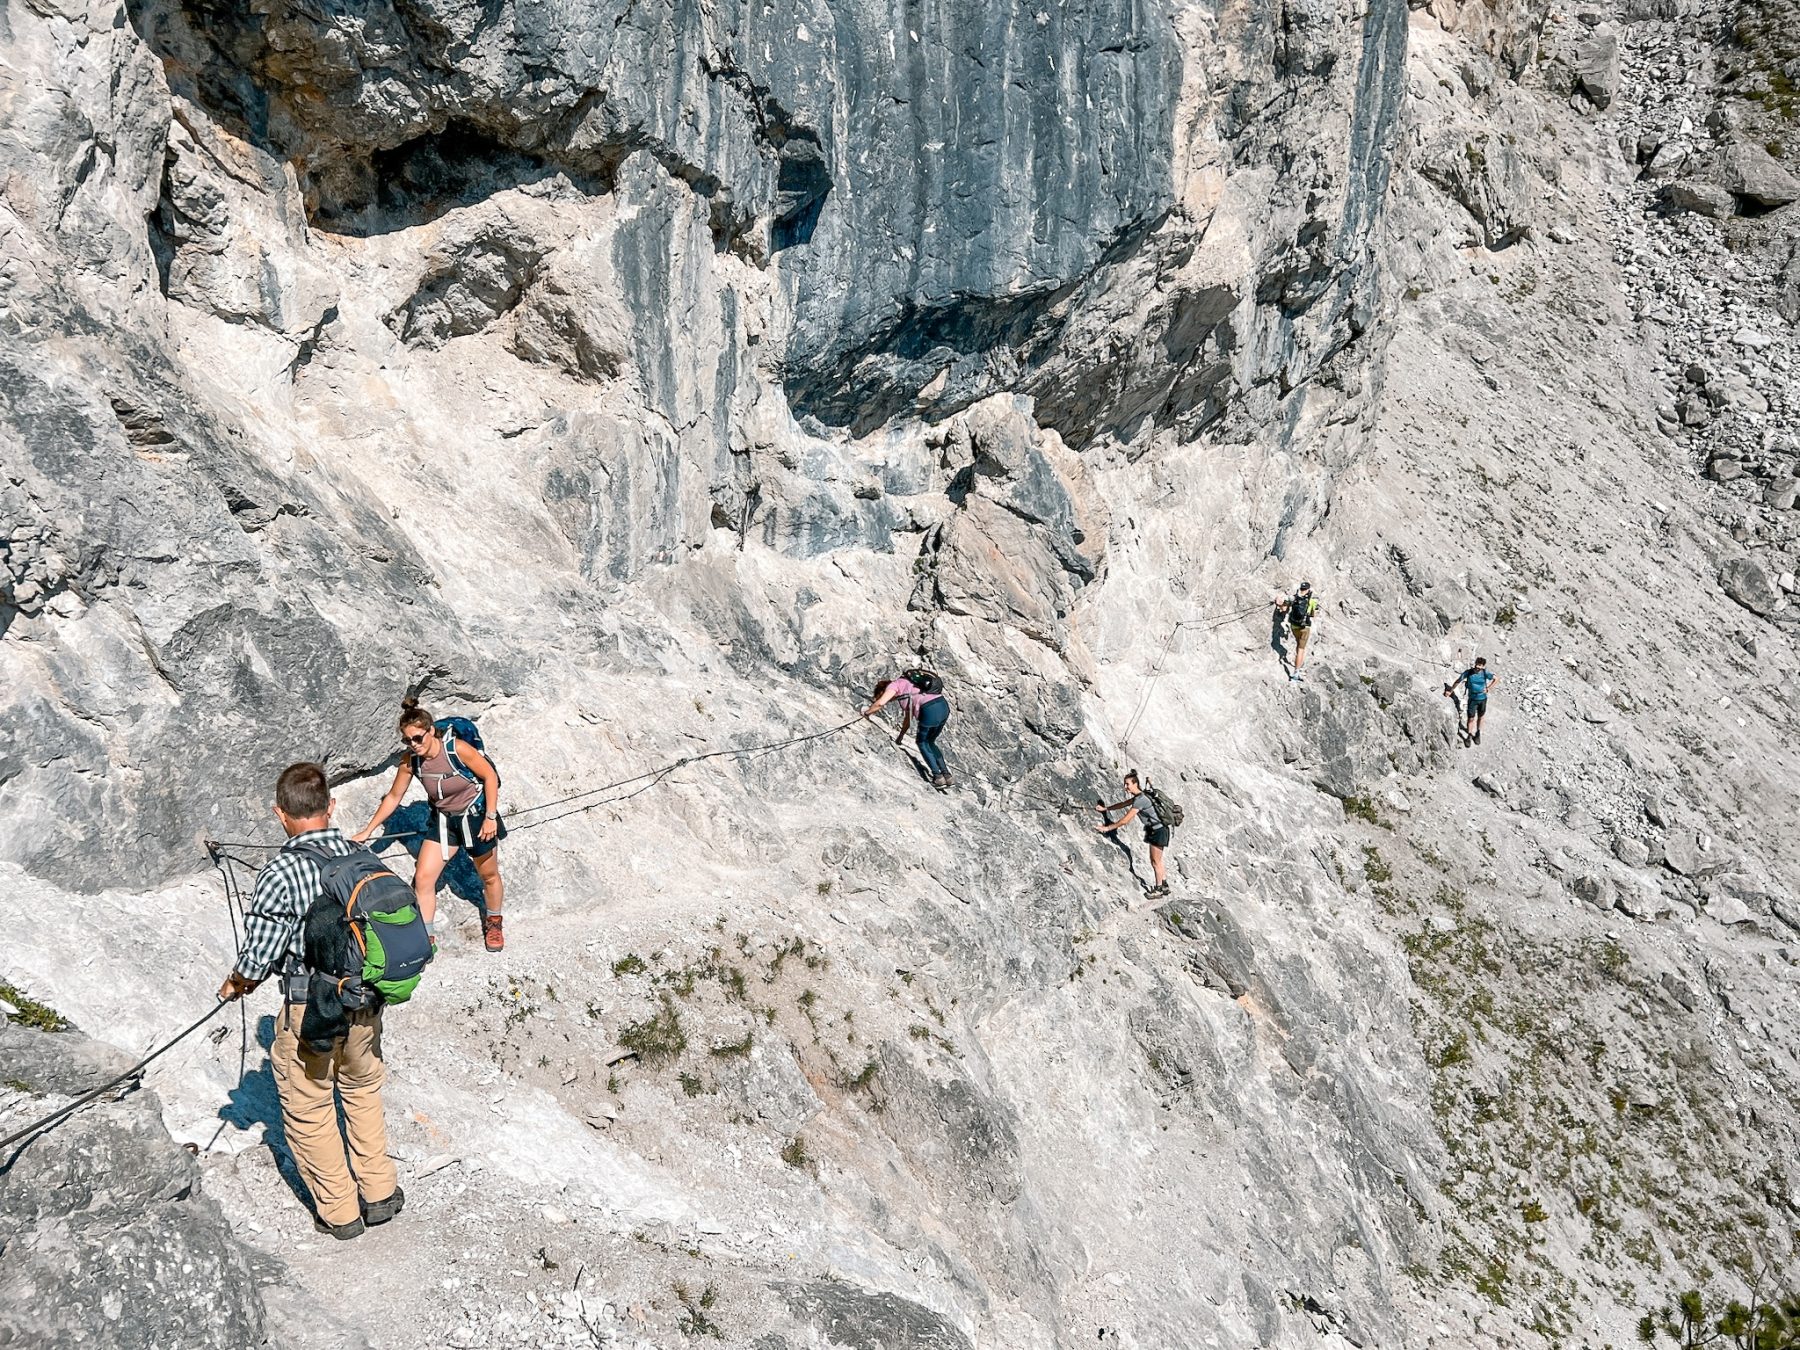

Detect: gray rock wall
[0, 1024, 265, 1349]
[18, 0, 1800, 1345]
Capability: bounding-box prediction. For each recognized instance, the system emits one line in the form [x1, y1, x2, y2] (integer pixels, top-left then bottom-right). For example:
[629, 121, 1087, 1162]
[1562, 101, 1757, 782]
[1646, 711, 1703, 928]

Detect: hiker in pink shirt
[862, 668, 953, 790]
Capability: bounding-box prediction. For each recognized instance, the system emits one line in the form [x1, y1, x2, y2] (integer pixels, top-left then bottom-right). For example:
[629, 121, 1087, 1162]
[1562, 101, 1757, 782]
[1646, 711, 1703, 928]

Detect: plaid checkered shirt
[233, 827, 357, 984]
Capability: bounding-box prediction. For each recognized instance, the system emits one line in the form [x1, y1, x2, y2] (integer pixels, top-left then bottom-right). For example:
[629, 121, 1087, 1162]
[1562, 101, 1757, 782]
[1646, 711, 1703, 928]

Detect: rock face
[0, 1024, 266, 1349]
[6, 0, 1800, 1346]
[2, 0, 1412, 890]
[131, 0, 1406, 445]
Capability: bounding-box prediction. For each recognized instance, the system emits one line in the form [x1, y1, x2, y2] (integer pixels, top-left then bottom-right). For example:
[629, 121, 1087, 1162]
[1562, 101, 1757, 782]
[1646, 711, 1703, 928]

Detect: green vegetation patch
[0, 982, 69, 1032]
[617, 996, 687, 1068]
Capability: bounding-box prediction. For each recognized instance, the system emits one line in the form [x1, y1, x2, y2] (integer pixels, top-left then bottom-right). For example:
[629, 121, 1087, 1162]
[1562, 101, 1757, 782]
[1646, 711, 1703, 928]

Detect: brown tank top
[416, 741, 481, 814]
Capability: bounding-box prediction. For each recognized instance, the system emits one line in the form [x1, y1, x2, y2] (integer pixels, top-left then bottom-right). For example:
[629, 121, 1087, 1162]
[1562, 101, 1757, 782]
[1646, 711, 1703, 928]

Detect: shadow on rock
[367, 802, 486, 911]
[215, 1014, 310, 1211]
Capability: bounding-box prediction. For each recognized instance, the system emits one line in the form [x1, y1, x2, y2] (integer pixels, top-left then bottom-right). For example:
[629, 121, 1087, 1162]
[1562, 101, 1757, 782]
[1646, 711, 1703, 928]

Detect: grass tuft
[617, 996, 687, 1067]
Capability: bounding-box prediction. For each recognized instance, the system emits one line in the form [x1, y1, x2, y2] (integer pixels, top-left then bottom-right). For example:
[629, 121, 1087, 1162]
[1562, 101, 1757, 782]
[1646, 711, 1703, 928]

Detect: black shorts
[426, 808, 507, 858]
[1144, 824, 1172, 849]
[1467, 698, 1488, 716]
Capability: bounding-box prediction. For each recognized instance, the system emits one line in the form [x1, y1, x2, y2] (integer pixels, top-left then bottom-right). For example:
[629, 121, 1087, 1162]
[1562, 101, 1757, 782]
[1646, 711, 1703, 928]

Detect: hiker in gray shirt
[1095, 769, 1172, 898]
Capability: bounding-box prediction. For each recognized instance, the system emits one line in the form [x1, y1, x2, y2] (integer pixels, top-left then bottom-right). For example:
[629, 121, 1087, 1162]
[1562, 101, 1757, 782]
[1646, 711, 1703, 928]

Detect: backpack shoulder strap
[440, 728, 481, 783]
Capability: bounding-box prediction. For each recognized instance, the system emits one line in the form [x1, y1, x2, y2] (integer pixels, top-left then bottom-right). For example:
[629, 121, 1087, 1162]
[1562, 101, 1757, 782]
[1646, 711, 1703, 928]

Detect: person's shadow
[1093, 804, 1145, 890]
[216, 1014, 312, 1209]
[898, 743, 934, 784]
[1269, 607, 1292, 675]
[365, 802, 486, 911]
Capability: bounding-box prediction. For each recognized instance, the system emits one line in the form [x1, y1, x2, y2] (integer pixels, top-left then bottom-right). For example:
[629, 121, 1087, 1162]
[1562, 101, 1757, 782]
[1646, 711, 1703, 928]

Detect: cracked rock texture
[0, 1022, 351, 1349]
[3, 0, 1800, 1346]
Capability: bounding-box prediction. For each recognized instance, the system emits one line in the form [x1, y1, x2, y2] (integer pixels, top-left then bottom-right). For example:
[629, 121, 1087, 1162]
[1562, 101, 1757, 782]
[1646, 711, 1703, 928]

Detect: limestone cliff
[3, 0, 1799, 1346]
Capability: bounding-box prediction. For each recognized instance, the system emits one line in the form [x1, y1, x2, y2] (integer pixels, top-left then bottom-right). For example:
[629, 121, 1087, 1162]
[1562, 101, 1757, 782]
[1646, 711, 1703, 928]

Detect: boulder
[1666, 180, 1736, 219]
[1418, 130, 1535, 249]
[1719, 557, 1781, 616]
[1706, 892, 1757, 927]
[1571, 30, 1622, 109]
[1720, 142, 1800, 209]
[1663, 828, 1729, 878]
[1573, 874, 1616, 911]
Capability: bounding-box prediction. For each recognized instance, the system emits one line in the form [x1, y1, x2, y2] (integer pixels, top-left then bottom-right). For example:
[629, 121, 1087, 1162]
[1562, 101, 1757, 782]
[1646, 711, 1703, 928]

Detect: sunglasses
[403, 731, 430, 746]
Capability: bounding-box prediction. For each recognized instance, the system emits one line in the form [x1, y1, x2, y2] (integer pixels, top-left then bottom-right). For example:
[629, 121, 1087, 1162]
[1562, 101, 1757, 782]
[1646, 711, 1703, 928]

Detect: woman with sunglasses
[353, 696, 508, 952]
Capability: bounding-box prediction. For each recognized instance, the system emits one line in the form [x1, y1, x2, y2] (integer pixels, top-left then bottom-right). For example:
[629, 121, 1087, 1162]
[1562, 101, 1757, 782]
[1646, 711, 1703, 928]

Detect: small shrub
[710, 1031, 754, 1060]
[780, 1137, 812, 1170]
[612, 954, 648, 977]
[1597, 939, 1628, 979]
[0, 983, 69, 1032]
[675, 1282, 723, 1339]
[1363, 845, 1393, 884]
[843, 1059, 879, 1092]
[678, 1071, 706, 1098]
[1342, 796, 1388, 828]
[1474, 1257, 1508, 1303]
[617, 997, 687, 1067]
[1432, 1030, 1472, 1068]
[765, 937, 806, 983]
[1521, 1199, 1548, 1223]
[1495, 604, 1518, 627]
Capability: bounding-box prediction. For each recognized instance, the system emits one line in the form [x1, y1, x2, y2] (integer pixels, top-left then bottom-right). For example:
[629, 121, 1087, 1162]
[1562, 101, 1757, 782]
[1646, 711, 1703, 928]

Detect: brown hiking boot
[483, 914, 505, 952]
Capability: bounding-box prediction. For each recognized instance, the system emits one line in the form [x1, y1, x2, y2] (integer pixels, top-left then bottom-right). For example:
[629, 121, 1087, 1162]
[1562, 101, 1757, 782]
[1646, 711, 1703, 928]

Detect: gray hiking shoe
[931, 773, 952, 790]
[364, 1186, 405, 1226]
[315, 1214, 365, 1241]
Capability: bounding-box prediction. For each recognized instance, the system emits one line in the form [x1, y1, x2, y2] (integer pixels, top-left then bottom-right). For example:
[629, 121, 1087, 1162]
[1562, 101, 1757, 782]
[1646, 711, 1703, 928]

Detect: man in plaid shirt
[218, 762, 404, 1240]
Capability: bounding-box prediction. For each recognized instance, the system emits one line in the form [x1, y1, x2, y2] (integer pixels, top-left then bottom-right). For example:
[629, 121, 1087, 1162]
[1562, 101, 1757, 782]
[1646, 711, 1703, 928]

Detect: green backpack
[1146, 784, 1184, 830]
[301, 845, 434, 1007]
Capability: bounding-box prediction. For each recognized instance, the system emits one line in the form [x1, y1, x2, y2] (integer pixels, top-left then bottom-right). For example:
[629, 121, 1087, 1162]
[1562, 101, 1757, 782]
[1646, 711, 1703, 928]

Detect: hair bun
[401, 694, 420, 711]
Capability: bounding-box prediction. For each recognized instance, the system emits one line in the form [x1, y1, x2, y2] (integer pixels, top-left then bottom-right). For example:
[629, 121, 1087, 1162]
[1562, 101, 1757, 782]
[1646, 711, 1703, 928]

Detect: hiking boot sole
[315, 1215, 365, 1241]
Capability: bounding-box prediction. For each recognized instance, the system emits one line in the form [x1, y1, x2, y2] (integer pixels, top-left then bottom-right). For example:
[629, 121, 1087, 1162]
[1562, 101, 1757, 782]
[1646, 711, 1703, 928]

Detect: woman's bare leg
[473, 847, 504, 916]
[413, 842, 448, 925]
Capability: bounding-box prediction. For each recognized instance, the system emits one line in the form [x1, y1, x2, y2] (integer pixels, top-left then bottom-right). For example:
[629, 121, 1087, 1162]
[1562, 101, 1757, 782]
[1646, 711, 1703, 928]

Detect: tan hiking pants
[270, 1001, 397, 1228]
[1291, 624, 1312, 657]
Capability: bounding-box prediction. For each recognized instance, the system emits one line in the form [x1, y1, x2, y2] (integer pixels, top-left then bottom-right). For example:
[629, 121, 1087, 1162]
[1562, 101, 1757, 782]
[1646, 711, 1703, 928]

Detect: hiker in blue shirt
[1446, 657, 1498, 745]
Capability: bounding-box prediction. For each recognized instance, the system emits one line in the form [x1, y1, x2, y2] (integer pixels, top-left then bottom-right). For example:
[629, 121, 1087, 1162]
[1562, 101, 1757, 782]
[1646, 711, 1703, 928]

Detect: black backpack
[903, 667, 944, 695]
[1145, 783, 1184, 830]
